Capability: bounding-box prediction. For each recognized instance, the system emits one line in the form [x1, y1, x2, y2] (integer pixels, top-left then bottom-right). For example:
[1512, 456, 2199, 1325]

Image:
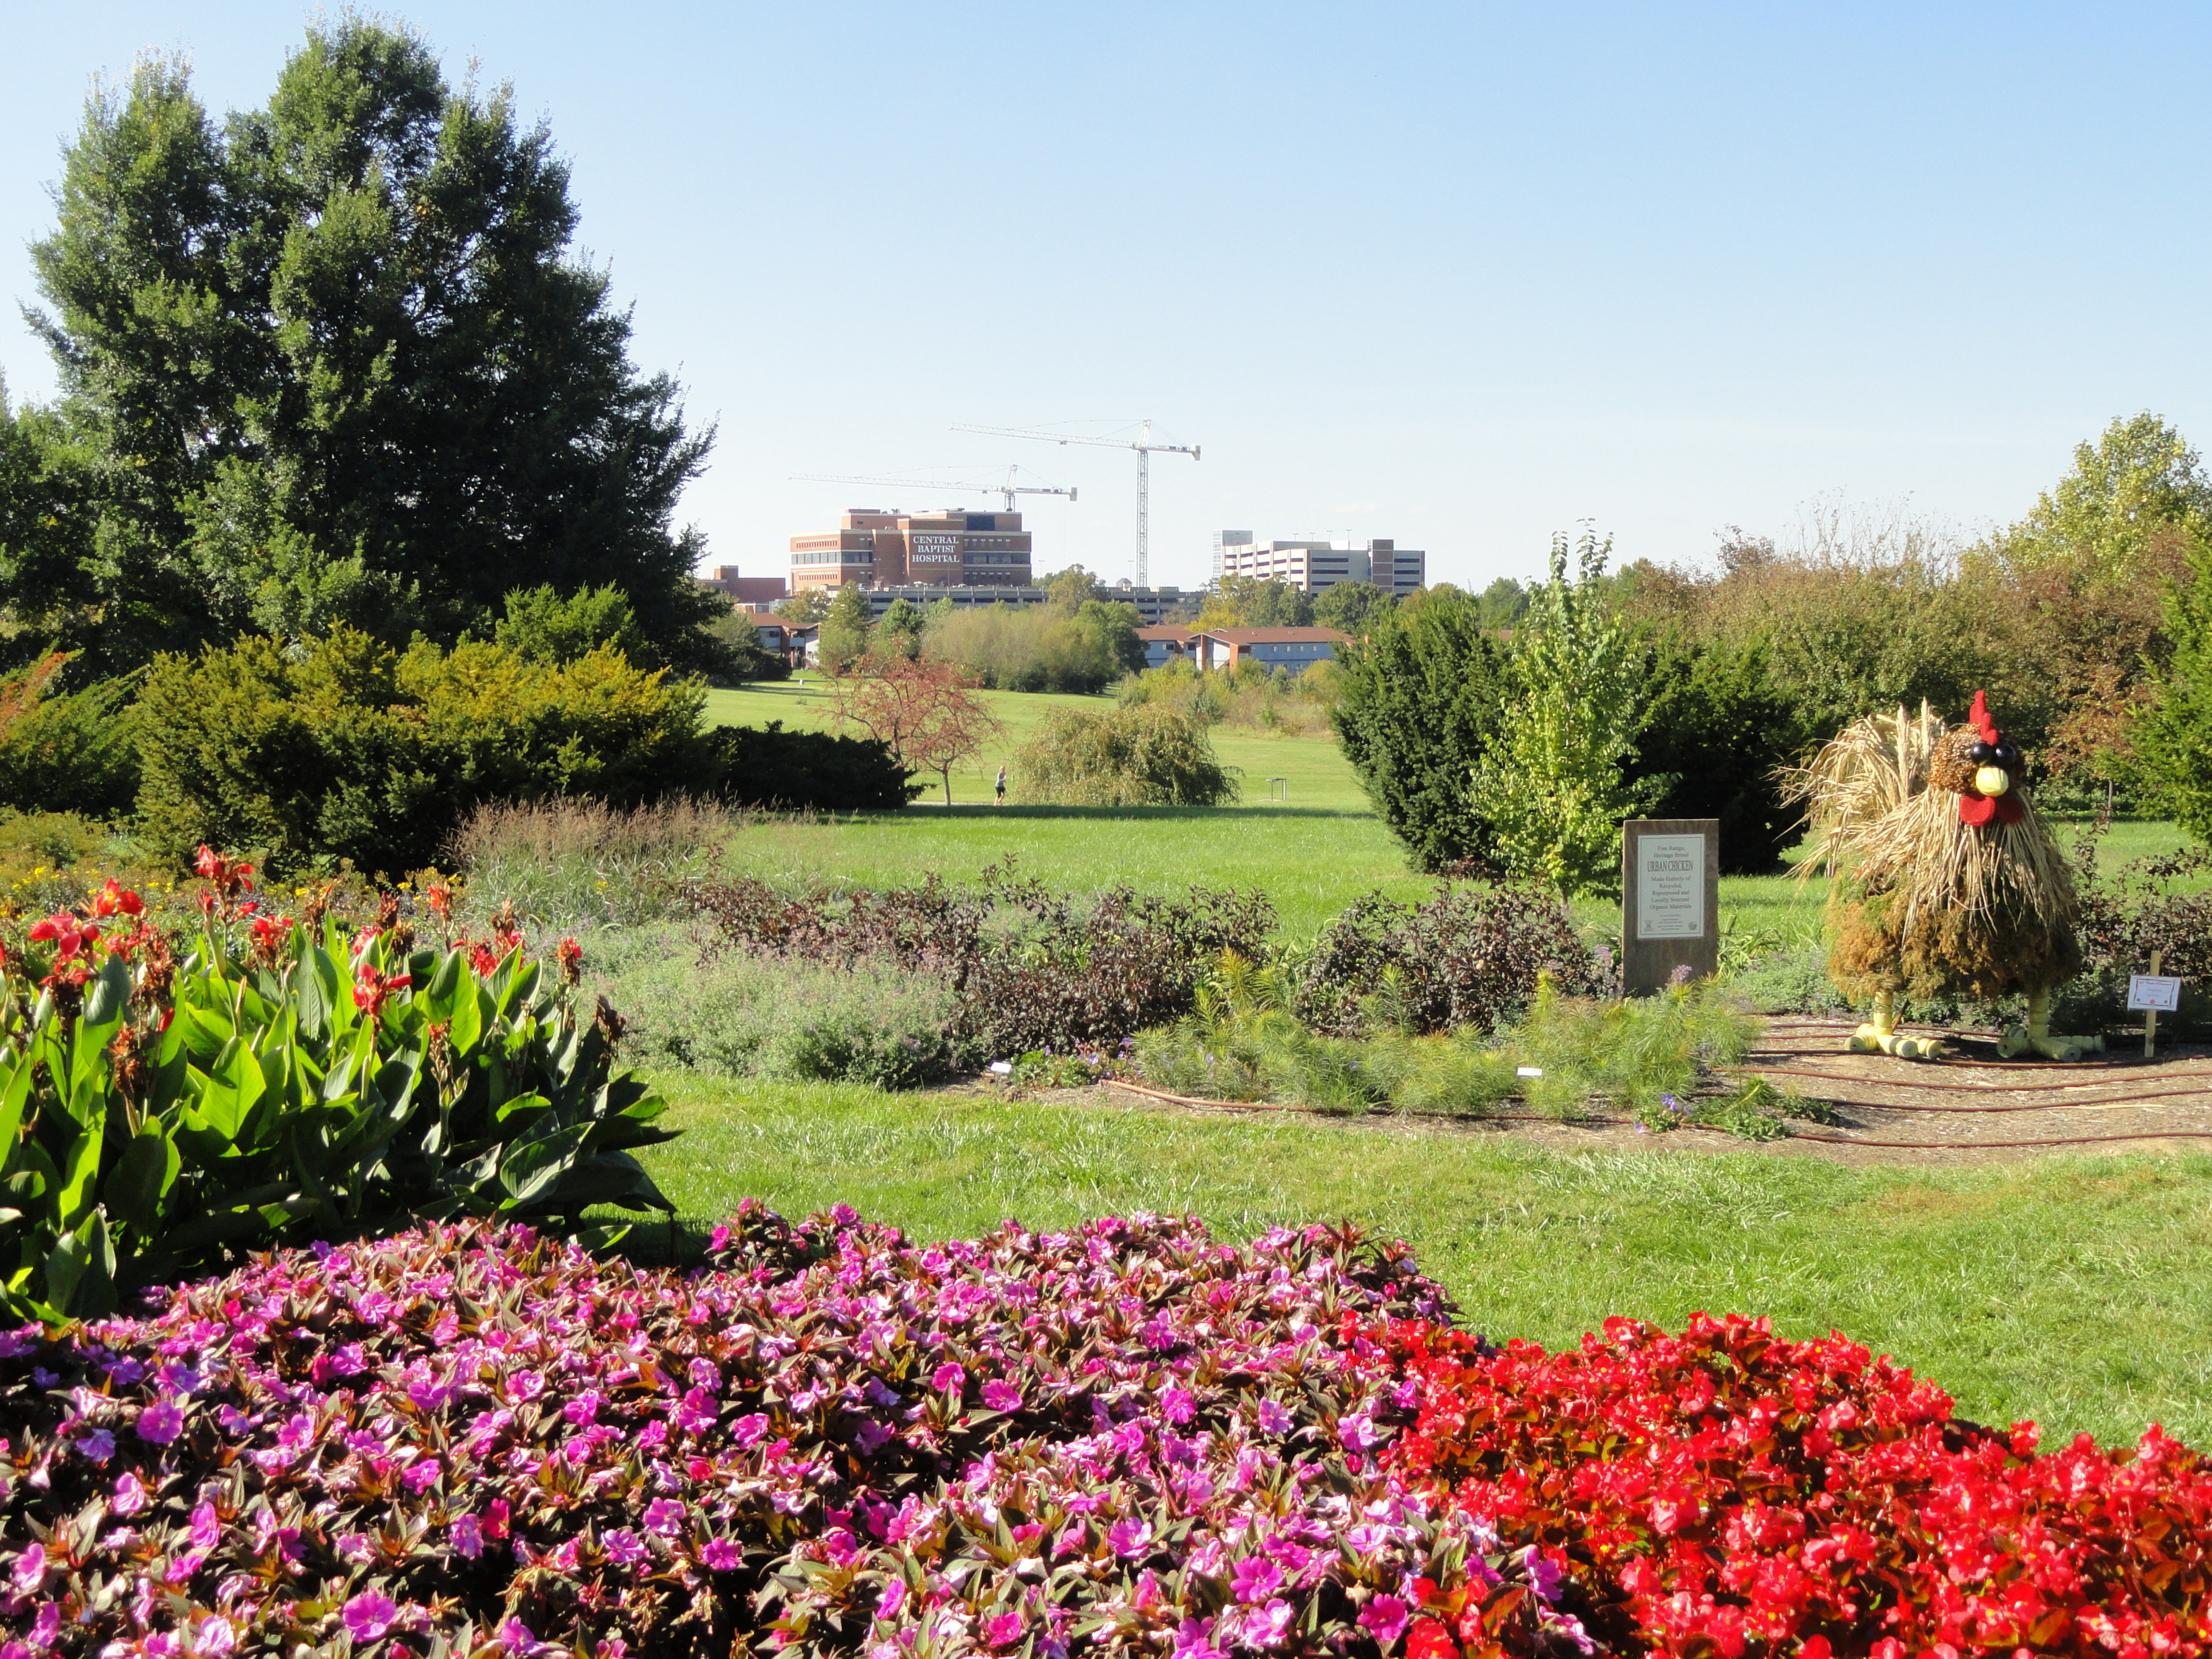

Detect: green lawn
[709, 678, 1428, 934]
[706, 678, 2197, 943]
[635, 1074, 2212, 1450]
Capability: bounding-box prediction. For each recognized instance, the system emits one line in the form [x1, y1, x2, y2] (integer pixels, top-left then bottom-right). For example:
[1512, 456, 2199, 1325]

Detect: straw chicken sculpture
[1790, 691, 2100, 1062]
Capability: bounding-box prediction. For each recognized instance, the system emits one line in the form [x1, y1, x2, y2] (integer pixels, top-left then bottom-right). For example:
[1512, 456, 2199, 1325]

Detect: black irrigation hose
[1752, 1089, 2212, 1116]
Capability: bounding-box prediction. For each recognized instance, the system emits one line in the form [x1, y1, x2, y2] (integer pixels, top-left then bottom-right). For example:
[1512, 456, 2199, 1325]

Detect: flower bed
[0, 1210, 1570, 1658]
[1, 1210, 2207, 1658]
[1367, 1315, 2212, 1657]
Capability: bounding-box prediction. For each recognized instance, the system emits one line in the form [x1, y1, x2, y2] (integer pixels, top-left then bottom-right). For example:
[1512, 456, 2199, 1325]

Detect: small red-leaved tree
[831, 650, 1005, 804]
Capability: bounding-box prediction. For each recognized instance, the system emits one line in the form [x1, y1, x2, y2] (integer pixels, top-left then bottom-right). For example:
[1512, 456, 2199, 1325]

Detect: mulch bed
[963, 1016, 2212, 1166]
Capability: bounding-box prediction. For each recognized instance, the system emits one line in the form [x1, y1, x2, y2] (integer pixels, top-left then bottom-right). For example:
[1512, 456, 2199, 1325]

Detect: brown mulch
[955, 1015, 2212, 1167]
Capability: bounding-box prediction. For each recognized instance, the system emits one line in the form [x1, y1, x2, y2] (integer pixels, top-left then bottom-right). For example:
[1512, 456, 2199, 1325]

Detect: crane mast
[950, 420, 1199, 587]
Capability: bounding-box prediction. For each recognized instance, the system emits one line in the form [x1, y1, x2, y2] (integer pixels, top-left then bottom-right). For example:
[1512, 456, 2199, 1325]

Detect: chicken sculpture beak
[1973, 764, 2011, 796]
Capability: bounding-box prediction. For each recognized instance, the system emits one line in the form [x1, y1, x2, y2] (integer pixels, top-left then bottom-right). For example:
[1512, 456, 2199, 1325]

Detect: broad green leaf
[53, 1124, 104, 1233]
[421, 949, 465, 1021]
[108, 1128, 180, 1231]
[497, 1122, 592, 1209]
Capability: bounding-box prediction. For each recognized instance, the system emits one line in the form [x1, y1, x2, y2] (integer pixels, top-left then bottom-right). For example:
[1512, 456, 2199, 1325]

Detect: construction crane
[789, 465, 1076, 513]
[950, 420, 1199, 588]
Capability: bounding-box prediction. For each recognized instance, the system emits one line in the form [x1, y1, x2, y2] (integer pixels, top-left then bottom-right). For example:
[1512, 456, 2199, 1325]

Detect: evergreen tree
[1629, 636, 1803, 873]
[5, 21, 720, 675]
[877, 598, 929, 660]
[1329, 586, 1512, 873]
[2135, 540, 2212, 840]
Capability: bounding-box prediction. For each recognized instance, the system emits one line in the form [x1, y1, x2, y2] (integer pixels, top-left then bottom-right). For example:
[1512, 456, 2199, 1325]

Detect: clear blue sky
[7, 3, 2209, 593]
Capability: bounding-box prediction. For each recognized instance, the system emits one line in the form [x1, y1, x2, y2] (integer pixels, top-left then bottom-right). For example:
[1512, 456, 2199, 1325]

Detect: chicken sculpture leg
[1786, 693, 2102, 1064]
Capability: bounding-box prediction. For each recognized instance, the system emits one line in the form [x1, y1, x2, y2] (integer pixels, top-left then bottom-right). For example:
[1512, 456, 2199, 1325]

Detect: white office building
[1213, 534, 1425, 596]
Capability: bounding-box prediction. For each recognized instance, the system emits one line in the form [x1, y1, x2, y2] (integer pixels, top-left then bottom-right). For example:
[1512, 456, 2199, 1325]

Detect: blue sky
[7, 3, 2209, 593]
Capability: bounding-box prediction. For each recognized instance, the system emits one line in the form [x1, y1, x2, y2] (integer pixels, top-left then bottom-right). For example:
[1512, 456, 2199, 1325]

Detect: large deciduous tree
[5, 21, 721, 675]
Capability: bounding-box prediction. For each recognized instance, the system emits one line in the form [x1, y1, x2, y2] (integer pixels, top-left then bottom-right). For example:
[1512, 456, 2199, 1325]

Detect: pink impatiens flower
[450, 1515, 484, 1560]
[643, 1498, 686, 1536]
[136, 1399, 184, 1444]
[343, 1591, 399, 1644]
[1357, 1594, 1411, 1646]
[603, 1528, 648, 1567]
[1109, 1518, 1154, 1559]
[700, 1538, 741, 1571]
[931, 1362, 966, 1395]
[980, 1379, 1023, 1413]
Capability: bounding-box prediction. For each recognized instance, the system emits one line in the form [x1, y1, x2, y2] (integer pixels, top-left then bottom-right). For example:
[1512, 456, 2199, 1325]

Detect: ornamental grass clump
[0, 1208, 1585, 1659]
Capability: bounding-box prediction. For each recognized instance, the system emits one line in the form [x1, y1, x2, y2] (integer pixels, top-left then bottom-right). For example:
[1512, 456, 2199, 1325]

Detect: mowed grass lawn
[705, 677, 2196, 942]
[633, 1076, 2212, 1450]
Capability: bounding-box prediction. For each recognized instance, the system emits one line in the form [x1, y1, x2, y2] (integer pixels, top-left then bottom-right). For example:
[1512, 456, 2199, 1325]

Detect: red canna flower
[87, 879, 144, 920]
[426, 883, 454, 921]
[557, 935, 583, 986]
[29, 912, 97, 962]
[352, 964, 412, 1019]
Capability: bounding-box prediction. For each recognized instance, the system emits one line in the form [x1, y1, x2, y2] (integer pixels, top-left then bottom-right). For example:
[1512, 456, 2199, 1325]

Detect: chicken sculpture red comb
[1969, 688, 1998, 745]
[1958, 689, 2024, 827]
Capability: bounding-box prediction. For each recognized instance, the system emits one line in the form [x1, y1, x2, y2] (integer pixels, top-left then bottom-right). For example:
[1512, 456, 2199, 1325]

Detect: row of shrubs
[6, 1206, 2204, 1657]
[0, 589, 917, 878]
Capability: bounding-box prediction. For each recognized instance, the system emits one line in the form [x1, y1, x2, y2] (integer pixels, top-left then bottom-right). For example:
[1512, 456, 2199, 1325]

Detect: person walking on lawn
[995, 764, 1008, 806]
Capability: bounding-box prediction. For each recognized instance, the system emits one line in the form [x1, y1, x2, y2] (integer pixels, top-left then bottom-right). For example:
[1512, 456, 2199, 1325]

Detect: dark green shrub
[134, 628, 719, 874]
[712, 721, 920, 811]
[0, 670, 140, 818]
[1329, 588, 1513, 873]
[495, 582, 654, 666]
[2135, 536, 2212, 838]
[1630, 636, 1806, 874]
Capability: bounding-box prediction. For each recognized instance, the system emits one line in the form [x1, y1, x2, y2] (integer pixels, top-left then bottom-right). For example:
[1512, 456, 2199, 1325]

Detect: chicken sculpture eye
[1969, 740, 1996, 764]
[1993, 740, 2019, 768]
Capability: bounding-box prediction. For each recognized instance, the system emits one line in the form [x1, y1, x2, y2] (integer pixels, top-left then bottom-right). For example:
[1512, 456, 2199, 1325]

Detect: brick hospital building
[789, 508, 1033, 592]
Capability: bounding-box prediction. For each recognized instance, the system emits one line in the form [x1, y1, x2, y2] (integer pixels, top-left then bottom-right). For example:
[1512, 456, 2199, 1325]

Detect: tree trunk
[942, 765, 954, 805]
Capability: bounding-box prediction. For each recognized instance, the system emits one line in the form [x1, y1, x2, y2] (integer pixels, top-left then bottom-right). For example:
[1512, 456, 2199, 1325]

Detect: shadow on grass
[874, 804, 1372, 823]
